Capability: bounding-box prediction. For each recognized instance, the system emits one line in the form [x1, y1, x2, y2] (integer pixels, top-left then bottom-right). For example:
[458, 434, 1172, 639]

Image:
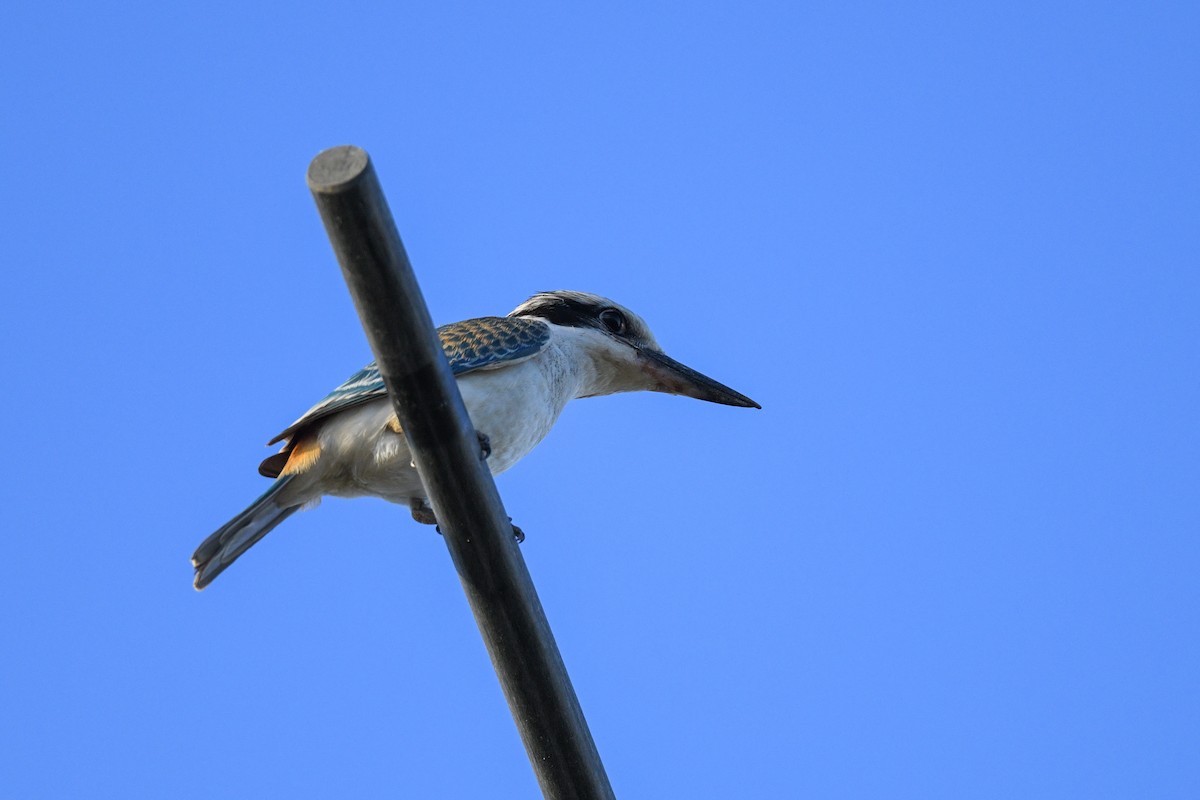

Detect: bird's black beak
[637, 347, 761, 409]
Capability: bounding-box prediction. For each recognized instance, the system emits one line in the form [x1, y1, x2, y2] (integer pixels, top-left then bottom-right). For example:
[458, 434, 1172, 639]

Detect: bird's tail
[192, 477, 301, 590]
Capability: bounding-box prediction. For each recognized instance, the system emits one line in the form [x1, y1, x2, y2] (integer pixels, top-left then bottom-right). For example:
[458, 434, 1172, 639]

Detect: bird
[191, 290, 760, 589]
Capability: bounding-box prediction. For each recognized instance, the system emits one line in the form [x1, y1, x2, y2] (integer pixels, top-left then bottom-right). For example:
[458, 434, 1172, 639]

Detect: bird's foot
[477, 432, 492, 460]
[409, 498, 438, 526]
[414, 496, 523, 544]
[432, 522, 522, 542]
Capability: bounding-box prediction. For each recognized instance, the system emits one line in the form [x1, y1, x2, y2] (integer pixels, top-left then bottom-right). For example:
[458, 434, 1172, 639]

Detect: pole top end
[307, 145, 372, 194]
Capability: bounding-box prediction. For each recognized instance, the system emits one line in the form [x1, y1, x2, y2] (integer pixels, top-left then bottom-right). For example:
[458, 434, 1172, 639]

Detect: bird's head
[510, 290, 760, 409]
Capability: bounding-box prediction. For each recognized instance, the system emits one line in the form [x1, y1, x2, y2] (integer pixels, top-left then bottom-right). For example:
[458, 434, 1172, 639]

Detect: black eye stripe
[516, 296, 630, 337]
[515, 298, 591, 327]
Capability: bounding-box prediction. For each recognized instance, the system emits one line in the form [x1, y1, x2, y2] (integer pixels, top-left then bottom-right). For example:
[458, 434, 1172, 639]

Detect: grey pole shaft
[306, 146, 615, 800]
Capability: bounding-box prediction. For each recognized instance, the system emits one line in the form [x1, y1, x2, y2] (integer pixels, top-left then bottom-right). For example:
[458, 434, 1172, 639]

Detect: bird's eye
[598, 308, 627, 335]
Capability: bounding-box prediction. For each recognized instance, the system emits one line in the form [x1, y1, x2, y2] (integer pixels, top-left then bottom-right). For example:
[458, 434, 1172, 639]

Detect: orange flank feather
[280, 437, 322, 476]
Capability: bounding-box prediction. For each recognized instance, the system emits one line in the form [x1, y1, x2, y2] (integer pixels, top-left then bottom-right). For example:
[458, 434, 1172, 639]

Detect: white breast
[456, 342, 580, 473]
[301, 337, 584, 506]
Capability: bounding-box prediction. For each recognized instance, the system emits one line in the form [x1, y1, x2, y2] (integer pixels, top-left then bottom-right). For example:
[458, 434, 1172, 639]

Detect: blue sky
[2, 2, 1197, 797]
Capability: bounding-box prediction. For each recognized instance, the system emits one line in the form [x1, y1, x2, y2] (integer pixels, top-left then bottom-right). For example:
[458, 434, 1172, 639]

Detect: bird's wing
[267, 316, 551, 445]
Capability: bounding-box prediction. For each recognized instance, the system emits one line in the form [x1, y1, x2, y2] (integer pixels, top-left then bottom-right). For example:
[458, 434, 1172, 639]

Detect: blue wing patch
[267, 316, 550, 445]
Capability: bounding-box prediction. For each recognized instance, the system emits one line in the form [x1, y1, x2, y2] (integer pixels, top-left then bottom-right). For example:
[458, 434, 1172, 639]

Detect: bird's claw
[477, 432, 492, 460]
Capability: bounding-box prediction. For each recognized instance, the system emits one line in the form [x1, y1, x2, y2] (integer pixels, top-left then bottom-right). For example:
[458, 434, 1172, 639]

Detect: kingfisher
[192, 290, 760, 589]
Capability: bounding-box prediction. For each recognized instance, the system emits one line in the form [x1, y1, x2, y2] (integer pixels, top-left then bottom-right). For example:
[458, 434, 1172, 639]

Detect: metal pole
[306, 145, 615, 800]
